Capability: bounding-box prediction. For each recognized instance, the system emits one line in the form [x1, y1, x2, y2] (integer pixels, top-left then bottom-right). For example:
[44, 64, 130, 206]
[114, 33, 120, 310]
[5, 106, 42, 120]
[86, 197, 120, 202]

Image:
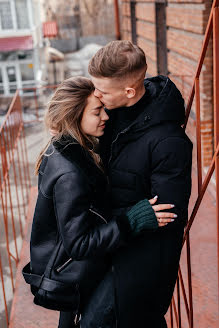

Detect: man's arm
[150, 136, 193, 225]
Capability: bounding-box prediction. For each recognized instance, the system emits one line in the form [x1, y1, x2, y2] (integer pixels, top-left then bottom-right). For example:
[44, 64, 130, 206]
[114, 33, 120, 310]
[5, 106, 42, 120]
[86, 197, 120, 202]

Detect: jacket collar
[52, 136, 102, 173]
[107, 75, 185, 138]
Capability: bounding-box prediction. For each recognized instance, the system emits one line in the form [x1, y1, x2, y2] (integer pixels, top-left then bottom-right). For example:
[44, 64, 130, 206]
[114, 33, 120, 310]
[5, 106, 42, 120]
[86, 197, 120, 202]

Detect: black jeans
[58, 270, 168, 328]
[58, 272, 116, 328]
[80, 271, 116, 328]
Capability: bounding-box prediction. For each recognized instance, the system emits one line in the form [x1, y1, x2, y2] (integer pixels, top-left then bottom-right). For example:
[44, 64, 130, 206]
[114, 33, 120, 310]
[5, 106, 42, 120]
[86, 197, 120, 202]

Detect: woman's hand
[149, 196, 177, 227]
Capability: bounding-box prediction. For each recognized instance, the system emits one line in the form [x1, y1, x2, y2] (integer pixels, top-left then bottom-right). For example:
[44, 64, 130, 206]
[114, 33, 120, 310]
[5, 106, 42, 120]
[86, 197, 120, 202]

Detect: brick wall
[121, 0, 213, 167]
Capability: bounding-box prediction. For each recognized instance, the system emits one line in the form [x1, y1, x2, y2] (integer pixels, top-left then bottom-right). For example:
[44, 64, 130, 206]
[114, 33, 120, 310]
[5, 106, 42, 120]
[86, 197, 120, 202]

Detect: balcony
[0, 0, 218, 327]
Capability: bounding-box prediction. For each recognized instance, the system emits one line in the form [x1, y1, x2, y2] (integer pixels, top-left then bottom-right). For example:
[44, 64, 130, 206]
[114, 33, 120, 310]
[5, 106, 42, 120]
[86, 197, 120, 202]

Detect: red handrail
[168, 0, 219, 326]
[0, 91, 30, 327]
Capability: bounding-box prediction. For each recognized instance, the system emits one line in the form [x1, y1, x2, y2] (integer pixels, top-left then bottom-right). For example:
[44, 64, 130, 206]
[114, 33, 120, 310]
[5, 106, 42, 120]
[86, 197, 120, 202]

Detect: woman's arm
[53, 170, 122, 260]
[54, 165, 180, 261]
[117, 197, 177, 238]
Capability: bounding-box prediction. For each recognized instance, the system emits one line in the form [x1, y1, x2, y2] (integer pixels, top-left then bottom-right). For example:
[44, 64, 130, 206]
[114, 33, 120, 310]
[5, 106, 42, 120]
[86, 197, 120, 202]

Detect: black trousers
[58, 271, 168, 328]
[58, 272, 116, 328]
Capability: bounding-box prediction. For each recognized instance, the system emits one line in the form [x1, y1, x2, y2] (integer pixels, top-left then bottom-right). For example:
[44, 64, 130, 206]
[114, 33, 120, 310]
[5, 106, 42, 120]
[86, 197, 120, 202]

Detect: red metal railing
[114, 0, 121, 40]
[0, 91, 31, 327]
[168, 0, 219, 326]
[0, 84, 59, 327]
[18, 84, 57, 124]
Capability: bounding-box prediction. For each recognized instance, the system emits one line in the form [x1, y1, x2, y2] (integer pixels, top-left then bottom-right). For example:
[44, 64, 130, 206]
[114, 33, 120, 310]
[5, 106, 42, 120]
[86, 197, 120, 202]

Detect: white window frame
[0, 0, 33, 33]
[0, 51, 37, 96]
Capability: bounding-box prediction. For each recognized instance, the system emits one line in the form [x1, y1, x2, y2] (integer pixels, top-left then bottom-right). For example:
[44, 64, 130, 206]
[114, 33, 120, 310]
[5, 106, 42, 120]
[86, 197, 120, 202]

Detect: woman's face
[81, 93, 109, 137]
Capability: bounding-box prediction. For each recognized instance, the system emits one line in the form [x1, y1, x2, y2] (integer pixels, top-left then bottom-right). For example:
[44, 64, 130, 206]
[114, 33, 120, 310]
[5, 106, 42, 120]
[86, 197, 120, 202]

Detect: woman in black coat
[24, 77, 176, 328]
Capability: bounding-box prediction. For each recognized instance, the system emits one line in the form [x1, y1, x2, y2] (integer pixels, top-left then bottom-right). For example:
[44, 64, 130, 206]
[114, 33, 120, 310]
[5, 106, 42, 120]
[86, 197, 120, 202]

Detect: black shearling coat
[30, 139, 122, 311]
[98, 75, 193, 327]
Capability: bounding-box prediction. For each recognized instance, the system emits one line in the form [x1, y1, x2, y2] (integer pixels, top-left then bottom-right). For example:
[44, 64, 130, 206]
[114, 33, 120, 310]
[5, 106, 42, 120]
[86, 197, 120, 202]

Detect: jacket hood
[123, 75, 185, 133]
[143, 75, 185, 125]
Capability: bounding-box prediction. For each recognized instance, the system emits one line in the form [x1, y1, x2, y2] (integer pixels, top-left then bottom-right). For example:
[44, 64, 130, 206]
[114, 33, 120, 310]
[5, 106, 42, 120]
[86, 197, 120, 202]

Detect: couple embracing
[23, 40, 192, 328]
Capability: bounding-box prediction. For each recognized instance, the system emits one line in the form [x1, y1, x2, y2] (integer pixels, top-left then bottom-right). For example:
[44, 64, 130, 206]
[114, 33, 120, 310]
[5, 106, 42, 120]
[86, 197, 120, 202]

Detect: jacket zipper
[56, 257, 72, 273]
[108, 127, 130, 164]
[56, 208, 107, 273]
[89, 208, 107, 224]
[108, 111, 150, 165]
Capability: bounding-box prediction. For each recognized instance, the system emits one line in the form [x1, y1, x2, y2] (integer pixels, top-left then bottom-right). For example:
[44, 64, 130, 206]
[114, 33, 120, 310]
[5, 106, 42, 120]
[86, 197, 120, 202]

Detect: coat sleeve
[150, 136, 192, 224]
[53, 170, 121, 260]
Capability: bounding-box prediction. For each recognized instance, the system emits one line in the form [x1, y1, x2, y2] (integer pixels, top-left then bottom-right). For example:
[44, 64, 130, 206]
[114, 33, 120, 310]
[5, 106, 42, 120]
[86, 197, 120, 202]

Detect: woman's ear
[125, 87, 136, 99]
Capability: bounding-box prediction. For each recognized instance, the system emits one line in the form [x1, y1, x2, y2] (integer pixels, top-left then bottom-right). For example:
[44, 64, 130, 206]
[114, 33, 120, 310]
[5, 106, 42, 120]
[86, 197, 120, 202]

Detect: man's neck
[126, 84, 146, 107]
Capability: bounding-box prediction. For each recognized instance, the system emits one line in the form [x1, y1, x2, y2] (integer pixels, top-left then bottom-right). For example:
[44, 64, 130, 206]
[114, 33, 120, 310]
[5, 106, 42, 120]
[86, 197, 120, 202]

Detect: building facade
[0, 0, 43, 98]
[42, 0, 115, 49]
[121, 0, 213, 167]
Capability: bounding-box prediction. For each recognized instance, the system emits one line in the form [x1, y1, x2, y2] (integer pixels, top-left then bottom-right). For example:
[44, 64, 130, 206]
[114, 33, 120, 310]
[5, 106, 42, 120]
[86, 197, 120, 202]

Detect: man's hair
[88, 40, 147, 79]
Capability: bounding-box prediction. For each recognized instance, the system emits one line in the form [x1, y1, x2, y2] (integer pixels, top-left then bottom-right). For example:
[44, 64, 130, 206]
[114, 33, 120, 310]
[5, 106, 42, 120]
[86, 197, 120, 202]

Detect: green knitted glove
[126, 199, 158, 235]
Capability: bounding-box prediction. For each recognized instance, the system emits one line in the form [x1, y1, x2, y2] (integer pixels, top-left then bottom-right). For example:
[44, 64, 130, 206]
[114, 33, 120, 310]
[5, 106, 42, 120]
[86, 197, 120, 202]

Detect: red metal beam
[195, 78, 202, 193]
[184, 0, 219, 127]
[114, 0, 121, 40]
[213, 5, 219, 315]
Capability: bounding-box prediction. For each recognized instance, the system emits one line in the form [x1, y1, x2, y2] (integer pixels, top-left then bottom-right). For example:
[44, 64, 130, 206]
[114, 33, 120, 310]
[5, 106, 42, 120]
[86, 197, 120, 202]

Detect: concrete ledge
[9, 187, 59, 328]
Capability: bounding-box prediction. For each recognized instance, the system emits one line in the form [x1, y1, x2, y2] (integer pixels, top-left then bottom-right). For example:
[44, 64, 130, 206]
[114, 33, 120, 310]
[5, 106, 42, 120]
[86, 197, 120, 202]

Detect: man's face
[91, 77, 129, 110]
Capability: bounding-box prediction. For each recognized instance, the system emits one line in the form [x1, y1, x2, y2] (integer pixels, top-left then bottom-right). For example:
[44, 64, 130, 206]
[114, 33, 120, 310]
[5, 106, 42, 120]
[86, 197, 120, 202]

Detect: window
[0, 1, 13, 29]
[0, 52, 10, 61]
[0, 68, 4, 94]
[15, 0, 29, 29]
[20, 63, 34, 81]
[18, 50, 33, 60]
[0, 0, 30, 31]
[0, 50, 36, 96]
[6, 65, 17, 93]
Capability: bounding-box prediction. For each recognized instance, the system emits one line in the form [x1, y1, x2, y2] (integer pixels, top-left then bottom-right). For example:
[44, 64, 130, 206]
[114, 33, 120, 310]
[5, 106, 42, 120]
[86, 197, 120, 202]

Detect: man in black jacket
[81, 40, 193, 328]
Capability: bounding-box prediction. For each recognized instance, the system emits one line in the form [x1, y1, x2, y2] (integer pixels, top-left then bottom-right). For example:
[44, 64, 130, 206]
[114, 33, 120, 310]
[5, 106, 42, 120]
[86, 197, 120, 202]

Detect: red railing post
[186, 235, 193, 328]
[114, 0, 121, 40]
[213, 5, 219, 315]
[195, 78, 202, 193]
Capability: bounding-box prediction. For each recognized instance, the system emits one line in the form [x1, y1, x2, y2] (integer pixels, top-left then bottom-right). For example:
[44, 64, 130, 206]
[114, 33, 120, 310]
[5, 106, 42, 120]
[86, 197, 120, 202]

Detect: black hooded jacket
[101, 75, 192, 219]
[99, 75, 193, 327]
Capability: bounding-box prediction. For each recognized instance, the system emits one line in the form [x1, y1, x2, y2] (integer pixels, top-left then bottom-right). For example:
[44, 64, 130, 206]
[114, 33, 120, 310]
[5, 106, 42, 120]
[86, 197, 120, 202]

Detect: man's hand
[149, 196, 177, 227]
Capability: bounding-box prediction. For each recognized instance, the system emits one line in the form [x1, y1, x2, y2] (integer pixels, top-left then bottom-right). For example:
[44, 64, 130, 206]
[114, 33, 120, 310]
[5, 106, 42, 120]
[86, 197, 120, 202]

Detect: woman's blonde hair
[35, 76, 102, 174]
